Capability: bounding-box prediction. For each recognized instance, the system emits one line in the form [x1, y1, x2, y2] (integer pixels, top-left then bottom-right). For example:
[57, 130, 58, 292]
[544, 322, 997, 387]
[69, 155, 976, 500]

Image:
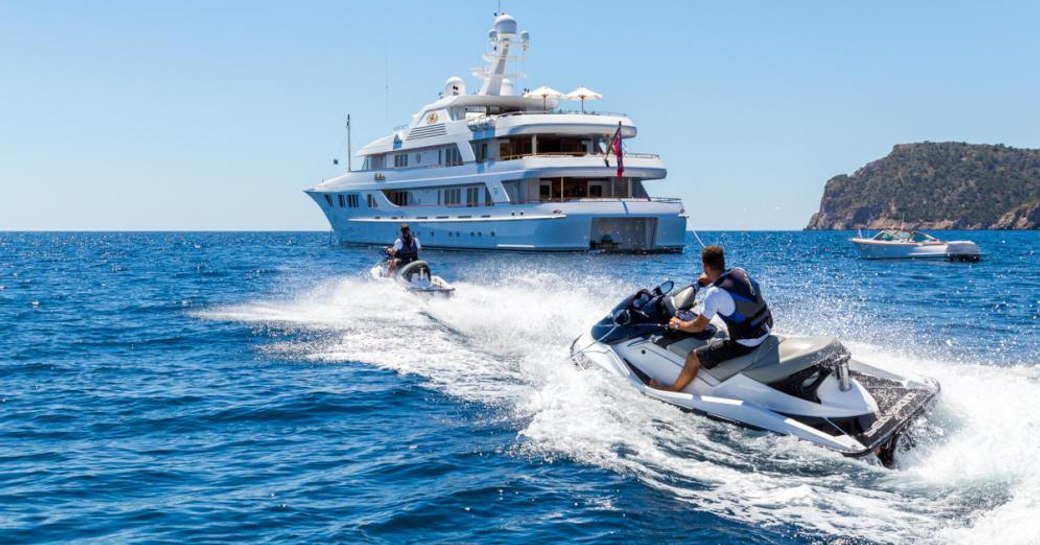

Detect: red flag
[612, 125, 624, 178]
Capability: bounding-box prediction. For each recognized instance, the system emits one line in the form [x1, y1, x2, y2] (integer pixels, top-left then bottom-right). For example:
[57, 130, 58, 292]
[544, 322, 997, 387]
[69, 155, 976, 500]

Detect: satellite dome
[493, 13, 517, 35]
[444, 76, 466, 96]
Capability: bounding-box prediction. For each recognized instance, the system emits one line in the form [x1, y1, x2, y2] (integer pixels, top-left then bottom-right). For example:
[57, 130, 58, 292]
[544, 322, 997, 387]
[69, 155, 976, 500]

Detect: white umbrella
[565, 86, 603, 112]
[523, 85, 564, 111]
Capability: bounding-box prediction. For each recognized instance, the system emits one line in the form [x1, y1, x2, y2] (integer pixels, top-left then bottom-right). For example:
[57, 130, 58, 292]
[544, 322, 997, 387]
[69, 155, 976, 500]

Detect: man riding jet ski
[650, 246, 774, 394]
[570, 250, 939, 467]
[371, 223, 455, 296]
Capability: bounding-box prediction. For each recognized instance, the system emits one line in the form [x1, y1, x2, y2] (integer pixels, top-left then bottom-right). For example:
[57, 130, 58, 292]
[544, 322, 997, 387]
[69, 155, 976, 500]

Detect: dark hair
[400, 223, 410, 232]
[701, 245, 725, 271]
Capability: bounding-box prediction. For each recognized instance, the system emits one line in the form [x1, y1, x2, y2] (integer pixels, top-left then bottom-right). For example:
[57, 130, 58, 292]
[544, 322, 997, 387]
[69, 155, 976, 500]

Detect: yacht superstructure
[305, 13, 687, 252]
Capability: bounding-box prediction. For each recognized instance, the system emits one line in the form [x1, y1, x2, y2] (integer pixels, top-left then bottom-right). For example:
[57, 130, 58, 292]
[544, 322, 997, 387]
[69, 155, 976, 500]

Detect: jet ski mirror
[613, 309, 632, 326]
[654, 280, 674, 295]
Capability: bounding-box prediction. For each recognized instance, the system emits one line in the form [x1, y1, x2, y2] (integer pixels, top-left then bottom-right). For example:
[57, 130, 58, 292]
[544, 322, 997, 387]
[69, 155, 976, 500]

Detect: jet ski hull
[370, 260, 456, 296]
[571, 332, 939, 464]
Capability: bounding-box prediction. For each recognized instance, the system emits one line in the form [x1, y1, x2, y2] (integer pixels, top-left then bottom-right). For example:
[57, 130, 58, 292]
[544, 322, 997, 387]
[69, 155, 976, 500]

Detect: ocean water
[2, 231, 1038, 544]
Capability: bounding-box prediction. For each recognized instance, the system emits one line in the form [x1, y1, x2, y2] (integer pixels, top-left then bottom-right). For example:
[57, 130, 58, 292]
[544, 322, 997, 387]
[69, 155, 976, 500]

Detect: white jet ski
[571, 281, 939, 466]
[370, 259, 455, 296]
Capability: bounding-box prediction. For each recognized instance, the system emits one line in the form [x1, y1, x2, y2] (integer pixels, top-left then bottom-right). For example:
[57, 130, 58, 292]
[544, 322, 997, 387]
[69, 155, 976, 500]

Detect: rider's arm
[669, 287, 720, 332]
[673, 314, 710, 333]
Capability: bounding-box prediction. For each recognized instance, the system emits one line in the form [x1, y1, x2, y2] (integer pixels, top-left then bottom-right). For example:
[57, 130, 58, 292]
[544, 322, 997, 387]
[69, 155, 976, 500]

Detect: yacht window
[630, 180, 649, 199]
[444, 188, 462, 206]
[338, 194, 346, 207]
[324, 194, 333, 206]
[367, 194, 377, 208]
[383, 190, 410, 206]
[348, 194, 359, 208]
[485, 187, 493, 206]
[539, 183, 552, 201]
[466, 187, 480, 207]
[444, 145, 463, 166]
[501, 180, 522, 203]
[394, 154, 409, 168]
[471, 141, 488, 163]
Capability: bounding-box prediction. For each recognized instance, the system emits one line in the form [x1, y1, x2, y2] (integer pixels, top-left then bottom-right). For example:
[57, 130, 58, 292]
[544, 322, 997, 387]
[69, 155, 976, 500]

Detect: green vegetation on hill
[806, 142, 1040, 230]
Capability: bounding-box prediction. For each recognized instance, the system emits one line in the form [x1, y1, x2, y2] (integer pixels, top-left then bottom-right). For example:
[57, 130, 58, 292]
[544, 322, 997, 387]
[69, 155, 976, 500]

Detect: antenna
[384, 43, 390, 127]
[346, 114, 352, 172]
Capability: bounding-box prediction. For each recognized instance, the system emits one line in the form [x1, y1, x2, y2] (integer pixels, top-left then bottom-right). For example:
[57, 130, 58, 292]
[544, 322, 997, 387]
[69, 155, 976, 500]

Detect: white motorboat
[370, 259, 455, 296]
[850, 229, 981, 261]
[571, 281, 940, 466]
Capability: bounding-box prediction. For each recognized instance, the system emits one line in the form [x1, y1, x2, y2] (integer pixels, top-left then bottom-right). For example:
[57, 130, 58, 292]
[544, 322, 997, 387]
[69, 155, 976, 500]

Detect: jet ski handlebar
[612, 280, 677, 326]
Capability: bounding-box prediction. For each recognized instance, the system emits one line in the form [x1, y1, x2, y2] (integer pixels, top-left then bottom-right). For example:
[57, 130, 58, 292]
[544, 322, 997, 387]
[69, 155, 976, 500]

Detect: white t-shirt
[700, 286, 770, 347]
[393, 237, 422, 253]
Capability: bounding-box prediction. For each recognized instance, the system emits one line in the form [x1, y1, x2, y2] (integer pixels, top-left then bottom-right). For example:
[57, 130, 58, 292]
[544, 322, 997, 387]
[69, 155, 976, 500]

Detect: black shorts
[693, 339, 755, 369]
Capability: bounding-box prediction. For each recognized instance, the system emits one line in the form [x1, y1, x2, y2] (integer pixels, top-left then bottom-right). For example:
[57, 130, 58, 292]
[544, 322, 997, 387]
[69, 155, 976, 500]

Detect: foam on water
[200, 271, 1040, 545]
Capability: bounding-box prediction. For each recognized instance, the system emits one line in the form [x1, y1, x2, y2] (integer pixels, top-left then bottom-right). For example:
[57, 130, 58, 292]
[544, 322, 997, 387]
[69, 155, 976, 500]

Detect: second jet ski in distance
[571, 281, 940, 467]
[370, 258, 455, 296]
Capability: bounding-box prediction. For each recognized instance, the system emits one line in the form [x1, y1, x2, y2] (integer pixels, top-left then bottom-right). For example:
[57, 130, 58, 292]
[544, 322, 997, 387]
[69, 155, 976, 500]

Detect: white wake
[198, 272, 1040, 545]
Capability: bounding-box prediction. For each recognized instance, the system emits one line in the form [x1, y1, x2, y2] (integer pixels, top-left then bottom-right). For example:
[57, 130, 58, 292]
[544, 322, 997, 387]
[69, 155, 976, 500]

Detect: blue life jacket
[712, 267, 773, 341]
[397, 236, 419, 264]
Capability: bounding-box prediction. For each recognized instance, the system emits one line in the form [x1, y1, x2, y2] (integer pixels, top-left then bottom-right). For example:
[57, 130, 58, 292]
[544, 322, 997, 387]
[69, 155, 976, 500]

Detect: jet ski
[370, 258, 455, 296]
[571, 281, 940, 466]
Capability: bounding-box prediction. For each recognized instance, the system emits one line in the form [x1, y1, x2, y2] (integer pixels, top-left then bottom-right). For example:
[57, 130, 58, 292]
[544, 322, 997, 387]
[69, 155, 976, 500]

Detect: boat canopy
[872, 229, 939, 243]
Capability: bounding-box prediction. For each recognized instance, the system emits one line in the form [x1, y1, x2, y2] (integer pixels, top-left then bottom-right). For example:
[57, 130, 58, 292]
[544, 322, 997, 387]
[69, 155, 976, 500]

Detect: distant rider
[387, 223, 421, 276]
[649, 245, 773, 392]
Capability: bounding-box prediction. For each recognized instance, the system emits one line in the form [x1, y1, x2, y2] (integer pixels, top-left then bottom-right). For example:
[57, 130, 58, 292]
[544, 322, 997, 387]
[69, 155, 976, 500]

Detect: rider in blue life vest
[387, 223, 422, 275]
[649, 245, 773, 392]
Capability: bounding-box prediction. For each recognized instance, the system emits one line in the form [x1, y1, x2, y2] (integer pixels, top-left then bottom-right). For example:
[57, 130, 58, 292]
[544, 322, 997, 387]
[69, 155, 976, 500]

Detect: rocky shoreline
[806, 142, 1040, 230]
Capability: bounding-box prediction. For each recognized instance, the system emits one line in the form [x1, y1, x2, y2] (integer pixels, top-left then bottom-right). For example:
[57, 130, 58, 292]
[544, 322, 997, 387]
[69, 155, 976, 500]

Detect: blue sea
[2, 231, 1039, 544]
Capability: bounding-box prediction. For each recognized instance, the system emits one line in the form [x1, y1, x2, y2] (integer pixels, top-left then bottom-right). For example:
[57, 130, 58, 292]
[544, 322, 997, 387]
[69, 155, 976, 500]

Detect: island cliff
[806, 142, 1040, 230]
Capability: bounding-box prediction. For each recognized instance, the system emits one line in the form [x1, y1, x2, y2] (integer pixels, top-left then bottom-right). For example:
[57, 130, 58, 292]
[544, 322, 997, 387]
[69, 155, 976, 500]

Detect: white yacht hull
[311, 197, 687, 252]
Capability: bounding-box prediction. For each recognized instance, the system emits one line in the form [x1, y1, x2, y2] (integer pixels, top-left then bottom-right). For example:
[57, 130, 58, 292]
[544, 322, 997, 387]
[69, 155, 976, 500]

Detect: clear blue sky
[2, 0, 1038, 230]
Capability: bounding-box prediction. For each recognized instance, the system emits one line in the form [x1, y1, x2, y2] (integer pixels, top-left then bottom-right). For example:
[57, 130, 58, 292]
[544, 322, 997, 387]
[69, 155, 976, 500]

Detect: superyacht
[305, 13, 686, 252]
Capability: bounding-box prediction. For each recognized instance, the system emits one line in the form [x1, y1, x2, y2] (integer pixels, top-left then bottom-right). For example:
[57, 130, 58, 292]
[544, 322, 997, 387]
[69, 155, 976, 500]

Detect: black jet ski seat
[397, 260, 431, 283]
[664, 335, 847, 384]
[661, 285, 698, 316]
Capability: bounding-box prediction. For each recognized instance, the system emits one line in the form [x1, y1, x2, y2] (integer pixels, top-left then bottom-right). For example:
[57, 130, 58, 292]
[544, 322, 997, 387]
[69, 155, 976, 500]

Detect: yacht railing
[361, 152, 662, 174]
[496, 109, 629, 118]
[369, 196, 683, 210]
[508, 197, 682, 205]
[498, 151, 660, 161]
[402, 109, 631, 135]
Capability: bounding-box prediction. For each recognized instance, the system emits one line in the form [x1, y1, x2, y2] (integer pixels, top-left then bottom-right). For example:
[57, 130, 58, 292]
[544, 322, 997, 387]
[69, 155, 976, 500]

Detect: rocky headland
[806, 142, 1040, 230]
